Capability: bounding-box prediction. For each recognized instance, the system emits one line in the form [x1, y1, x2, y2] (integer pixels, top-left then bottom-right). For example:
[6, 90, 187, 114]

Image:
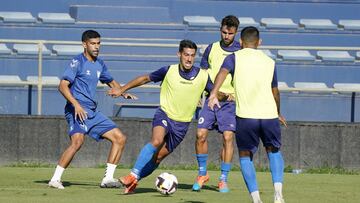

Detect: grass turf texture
[0, 167, 359, 203]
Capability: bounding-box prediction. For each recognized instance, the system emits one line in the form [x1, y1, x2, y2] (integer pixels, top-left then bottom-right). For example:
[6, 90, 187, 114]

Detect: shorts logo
[70, 126, 74, 131]
[79, 123, 88, 131]
[230, 124, 235, 128]
[162, 120, 168, 127]
[198, 117, 204, 124]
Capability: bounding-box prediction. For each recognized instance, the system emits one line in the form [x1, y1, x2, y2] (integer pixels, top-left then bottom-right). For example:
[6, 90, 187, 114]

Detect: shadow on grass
[178, 183, 218, 192]
[34, 180, 98, 187]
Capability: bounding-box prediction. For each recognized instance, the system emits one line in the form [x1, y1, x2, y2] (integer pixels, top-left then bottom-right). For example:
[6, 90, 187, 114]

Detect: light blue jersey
[62, 53, 113, 109]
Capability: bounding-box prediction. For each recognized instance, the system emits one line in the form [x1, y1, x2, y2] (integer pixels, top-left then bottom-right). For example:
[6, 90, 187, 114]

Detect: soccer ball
[155, 172, 178, 195]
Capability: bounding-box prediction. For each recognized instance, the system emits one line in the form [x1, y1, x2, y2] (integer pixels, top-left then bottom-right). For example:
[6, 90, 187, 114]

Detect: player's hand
[122, 92, 138, 100]
[226, 94, 235, 102]
[74, 104, 87, 122]
[279, 115, 287, 127]
[107, 87, 124, 98]
[208, 93, 221, 110]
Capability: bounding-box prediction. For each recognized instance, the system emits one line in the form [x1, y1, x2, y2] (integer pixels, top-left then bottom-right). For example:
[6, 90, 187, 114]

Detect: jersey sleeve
[62, 58, 79, 84]
[221, 53, 236, 77]
[204, 75, 214, 93]
[99, 60, 114, 84]
[271, 65, 278, 88]
[149, 66, 170, 83]
[200, 44, 212, 69]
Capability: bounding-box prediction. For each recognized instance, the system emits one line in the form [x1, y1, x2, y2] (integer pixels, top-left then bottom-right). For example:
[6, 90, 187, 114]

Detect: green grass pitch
[0, 167, 359, 203]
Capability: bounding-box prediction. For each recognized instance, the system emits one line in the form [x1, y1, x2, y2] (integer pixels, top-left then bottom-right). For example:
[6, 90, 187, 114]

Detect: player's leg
[236, 117, 262, 203]
[120, 125, 166, 193]
[49, 133, 85, 189]
[193, 102, 215, 191]
[217, 101, 236, 193]
[261, 119, 284, 203]
[100, 128, 127, 188]
[218, 130, 234, 193]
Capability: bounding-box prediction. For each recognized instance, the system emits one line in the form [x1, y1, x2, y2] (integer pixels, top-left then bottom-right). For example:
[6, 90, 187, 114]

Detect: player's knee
[196, 130, 208, 143]
[70, 138, 84, 150]
[265, 146, 279, 153]
[113, 131, 126, 146]
[223, 132, 234, 144]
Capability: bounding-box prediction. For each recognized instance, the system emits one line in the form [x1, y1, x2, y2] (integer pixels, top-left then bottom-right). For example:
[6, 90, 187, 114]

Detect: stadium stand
[183, 16, 219, 27]
[0, 12, 36, 23]
[299, 19, 338, 30]
[0, 0, 359, 121]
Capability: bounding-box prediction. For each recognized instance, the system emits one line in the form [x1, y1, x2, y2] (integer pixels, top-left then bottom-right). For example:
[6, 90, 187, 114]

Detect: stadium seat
[13, 44, 51, 55]
[260, 18, 298, 29]
[262, 49, 276, 59]
[294, 82, 329, 89]
[0, 44, 11, 54]
[356, 52, 360, 60]
[38, 12, 75, 24]
[317, 51, 355, 62]
[26, 76, 60, 86]
[183, 16, 219, 27]
[0, 75, 22, 83]
[299, 19, 337, 30]
[52, 45, 83, 56]
[0, 11, 36, 23]
[333, 83, 360, 91]
[277, 50, 315, 61]
[278, 81, 289, 89]
[338, 19, 360, 30]
[237, 17, 259, 27]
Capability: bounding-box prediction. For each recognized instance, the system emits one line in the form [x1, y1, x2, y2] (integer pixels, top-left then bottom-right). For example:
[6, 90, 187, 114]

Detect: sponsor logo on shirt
[86, 70, 91, 76]
[180, 81, 193, 85]
[70, 59, 79, 68]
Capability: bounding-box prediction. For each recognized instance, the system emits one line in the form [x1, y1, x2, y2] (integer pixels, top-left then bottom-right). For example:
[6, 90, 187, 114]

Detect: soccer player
[107, 40, 224, 194]
[193, 15, 240, 193]
[48, 30, 136, 189]
[208, 26, 287, 203]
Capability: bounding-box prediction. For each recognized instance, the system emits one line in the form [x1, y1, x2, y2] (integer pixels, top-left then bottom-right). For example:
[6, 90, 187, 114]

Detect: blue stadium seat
[338, 19, 360, 30]
[183, 16, 219, 27]
[26, 76, 60, 85]
[299, 19, 337, 30]
[356, 52, 360, 60]
[277, 50, 315, 61]
[278, 81, 289, 89]
[238, 17, 259, 27]
[13, 44, 51, 55]
[0, 75, 22, 83]
[260, 18, 298, 29]
[38, 12, 75, 24]
[0, 11, 36, 23]
[294, 82, 329, 89]
[52, 45, 83, 56]
[317, 51, 355, 62]
[0, 44, 11, 54]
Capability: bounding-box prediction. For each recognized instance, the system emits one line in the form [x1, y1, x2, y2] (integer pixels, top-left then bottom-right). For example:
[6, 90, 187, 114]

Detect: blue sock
[139, 159, 159, 180]
[239, 157, 258, 193]
[220, 162, 231, 182]
[131, 143, 157, 178]
[196, 154, 208, 176]
[268, 151, 284, 183]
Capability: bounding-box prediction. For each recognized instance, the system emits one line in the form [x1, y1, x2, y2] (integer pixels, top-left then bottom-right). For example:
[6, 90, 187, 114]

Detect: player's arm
[106, 80, 138, 99]
[271, 66, 287, 127]
[107, 75, 151, 98]
[208, 68, 229, 110]
[58, 79, 87, 122]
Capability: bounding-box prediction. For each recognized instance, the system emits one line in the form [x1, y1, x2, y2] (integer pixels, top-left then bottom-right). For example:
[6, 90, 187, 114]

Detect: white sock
[250, 191, 261, 202]
[51, 165, 65, 182]
[104, 163, 117, 180]
[274, 182, 283, 198]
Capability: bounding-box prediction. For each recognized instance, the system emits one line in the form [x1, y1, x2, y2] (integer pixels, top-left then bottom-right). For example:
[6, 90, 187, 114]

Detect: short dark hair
[221, 15, 240, 30]
[241, 26, 259, 43]
[82, 30, 101, 42]
[179, 39, 197, 52]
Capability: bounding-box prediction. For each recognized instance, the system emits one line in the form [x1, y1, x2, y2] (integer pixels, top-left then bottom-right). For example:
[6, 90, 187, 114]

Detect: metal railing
[0, 38, 360, 116]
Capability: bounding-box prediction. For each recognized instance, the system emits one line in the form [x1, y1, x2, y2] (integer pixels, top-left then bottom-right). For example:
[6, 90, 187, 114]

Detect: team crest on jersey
[86, 70, 91, 76]
[97, 71, 100, 78]
[70, 59, 79, 68]
[162, 120, 168, 127]
[198, 117, 204, 124]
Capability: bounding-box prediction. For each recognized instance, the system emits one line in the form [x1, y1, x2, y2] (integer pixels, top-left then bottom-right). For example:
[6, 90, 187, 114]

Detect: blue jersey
[221, 53, 278, 88]
[149, 65, 213, 92]
[62, 53, 113, 109]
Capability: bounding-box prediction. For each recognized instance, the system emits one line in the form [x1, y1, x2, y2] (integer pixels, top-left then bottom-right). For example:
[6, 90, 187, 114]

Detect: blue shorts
[65, 105, 117, 141]
[152, 108, 190, 153]
[197, 99, 236, 133]
[235, 117, 281, 154]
